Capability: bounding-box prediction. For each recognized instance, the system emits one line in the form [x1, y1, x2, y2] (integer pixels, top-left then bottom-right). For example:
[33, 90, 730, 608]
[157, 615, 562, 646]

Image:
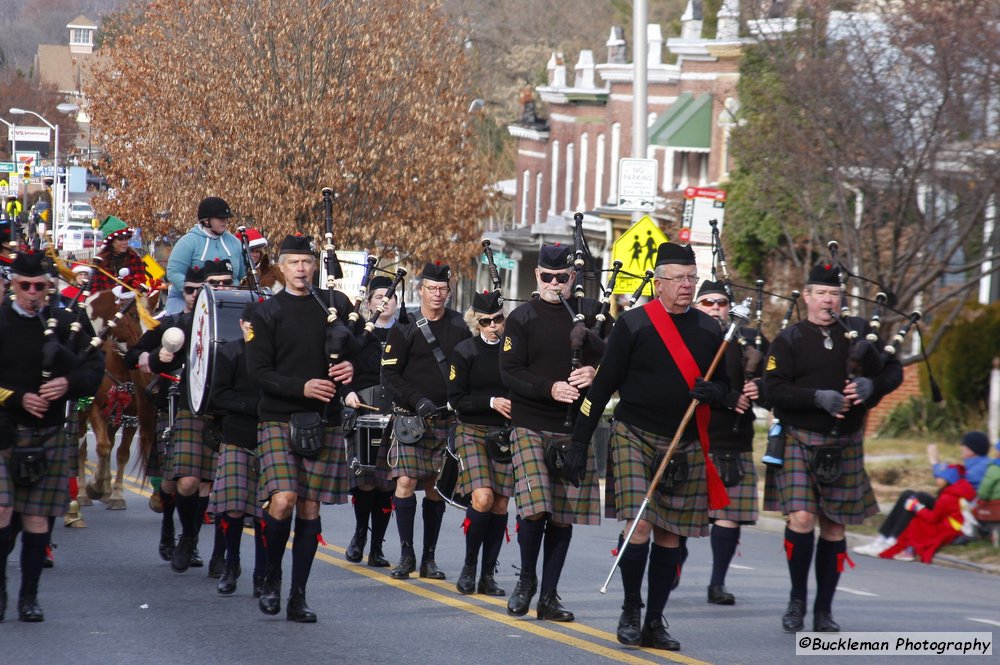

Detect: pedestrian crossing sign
[611, 216, 668, 295]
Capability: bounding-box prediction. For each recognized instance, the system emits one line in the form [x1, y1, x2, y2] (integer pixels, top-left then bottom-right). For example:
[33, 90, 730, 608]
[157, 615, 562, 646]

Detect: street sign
[617, 158, 658, 211]
[611, 215, 669, 295]
[480, 250, 516, 271]
[8, 126, 51, 142]
[0, 162, 14, 172]
[681, 186, 726, 245]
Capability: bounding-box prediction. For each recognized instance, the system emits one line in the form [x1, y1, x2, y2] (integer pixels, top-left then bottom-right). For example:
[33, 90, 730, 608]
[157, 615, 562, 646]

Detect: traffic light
[22, 163, 30, 181]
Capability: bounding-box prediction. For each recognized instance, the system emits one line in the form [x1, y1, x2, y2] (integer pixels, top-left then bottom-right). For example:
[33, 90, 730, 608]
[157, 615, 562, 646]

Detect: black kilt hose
[0, 425, 69, 516]
[388, 416, 451, 482]
[455, 422, 514, 498]
[168, 409, 219, 482]
[258, 421, 348, 504]
[708, 451, 758, 525]
[212, 443, 262, 517]
[511, 427, 600, 525]
[611, 421, 709, 538]
[763, 426, 877, 525]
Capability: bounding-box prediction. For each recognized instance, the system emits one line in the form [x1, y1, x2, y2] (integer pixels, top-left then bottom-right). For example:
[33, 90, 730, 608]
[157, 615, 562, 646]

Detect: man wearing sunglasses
[381, 262, 471, 581]
[0, 251, 104, 622]
[500, 243, 612, 623]
[569, 242, 731, 651]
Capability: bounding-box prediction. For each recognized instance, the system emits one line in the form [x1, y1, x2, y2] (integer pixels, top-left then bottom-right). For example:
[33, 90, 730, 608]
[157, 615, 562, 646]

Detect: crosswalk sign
[611, 216, 668, 295]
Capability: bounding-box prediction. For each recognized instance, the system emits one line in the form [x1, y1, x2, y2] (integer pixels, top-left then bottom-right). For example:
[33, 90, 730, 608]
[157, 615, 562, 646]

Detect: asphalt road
[3, 449, 997, 665]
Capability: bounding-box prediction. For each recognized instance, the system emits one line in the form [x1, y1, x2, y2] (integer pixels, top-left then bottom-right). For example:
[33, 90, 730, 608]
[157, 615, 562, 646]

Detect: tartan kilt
[388, 416, 450, 482]
[345, 416, 395, 493]
[258, 421, 348, 505]
[708, 451, 758, 525]
[762, 426, 877, 526]
[211, 443, 261, 517]
[611, 420, 709, 538]
[0, 426, 70, 517]
[455, 423, 514, 499]
[511, 427, 600, 526]
[168, 409, 219, 482]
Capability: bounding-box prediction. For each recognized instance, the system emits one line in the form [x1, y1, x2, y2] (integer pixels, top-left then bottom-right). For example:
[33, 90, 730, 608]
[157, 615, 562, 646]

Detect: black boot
[640, 615, 679, 651]
[477, 571, 505, 597]
[419, 548, 446, 580]
[286, 586, 317, 623]
[252, 574, 266, 599]
[218, 563, 239, 595]
[707, 584, 735, 605]
[17, 531, 46, 623]
[782, 598, 806, 632]
[617, 593, 644, 647]
[456, 562, 477, 595]
[536, 589, 574, 622]
[813, 611, 840, 633]
[345, 527, 366, 564]
[17, 596, 44, 622]
[506, 572, 537, 617]
[367, 540, 390, 568]
[170, 535, 196, 573]
[369, 490, 393, 566]
[391, 542, 416, 580]
[258, 571, 281, 616]
[159, 521, 176, 562]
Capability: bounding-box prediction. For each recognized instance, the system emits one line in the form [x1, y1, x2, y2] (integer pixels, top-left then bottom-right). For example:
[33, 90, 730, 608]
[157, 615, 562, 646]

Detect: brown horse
[75, 290, 159, 512]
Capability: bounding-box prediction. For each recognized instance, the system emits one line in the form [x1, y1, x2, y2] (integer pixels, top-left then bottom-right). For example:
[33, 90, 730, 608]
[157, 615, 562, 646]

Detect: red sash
[643, 301, 730, 510]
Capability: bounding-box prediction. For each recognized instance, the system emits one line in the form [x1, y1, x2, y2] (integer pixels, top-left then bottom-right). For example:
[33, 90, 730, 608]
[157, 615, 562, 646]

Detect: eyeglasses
[207, 279, 234, 287]
[15, 281, 48, 292]
[477, 314, 505, 327]
[698, 297, 729, 307]
[659, 274, 699, 285]
[183, 285, 202, 295]
[422, 285, 449, 294]
[539, 272, 571, 284]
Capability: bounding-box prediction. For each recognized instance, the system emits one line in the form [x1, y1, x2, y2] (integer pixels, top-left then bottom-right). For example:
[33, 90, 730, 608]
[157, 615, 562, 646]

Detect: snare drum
[187, 287, 256, 415]
[349, 414, 390, 476]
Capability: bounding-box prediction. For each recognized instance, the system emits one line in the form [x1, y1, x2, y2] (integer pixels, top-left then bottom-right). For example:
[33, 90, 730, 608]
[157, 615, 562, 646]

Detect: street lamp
[10, 104, 78, 249]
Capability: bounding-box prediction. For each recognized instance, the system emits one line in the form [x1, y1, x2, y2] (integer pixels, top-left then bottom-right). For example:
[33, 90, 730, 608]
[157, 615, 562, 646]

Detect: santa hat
[238, 227, 268, 249]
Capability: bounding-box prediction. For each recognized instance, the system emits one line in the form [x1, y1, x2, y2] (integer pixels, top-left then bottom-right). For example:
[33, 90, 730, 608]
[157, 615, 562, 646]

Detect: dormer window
[70, 28, 93, 46]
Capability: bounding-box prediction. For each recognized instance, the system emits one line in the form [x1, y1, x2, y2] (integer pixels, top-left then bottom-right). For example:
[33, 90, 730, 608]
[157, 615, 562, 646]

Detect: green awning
[649, 92, 712, 152]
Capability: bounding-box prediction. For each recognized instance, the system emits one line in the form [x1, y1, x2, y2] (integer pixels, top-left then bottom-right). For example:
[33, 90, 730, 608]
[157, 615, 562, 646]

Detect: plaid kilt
[762, 426, 877, 525]
[211, 444, 261, 517]
[611, 421, 709, 538]
[708, 451, 758, 525]
[168, 409, 219, 482]
[455, 423, 514, 498]
[0, 426, 70, 517]
[258, 421, 348, 505]
[388, 416, 450, 482]
[345, 416, 395, 493]
[511, 427, 600, 526]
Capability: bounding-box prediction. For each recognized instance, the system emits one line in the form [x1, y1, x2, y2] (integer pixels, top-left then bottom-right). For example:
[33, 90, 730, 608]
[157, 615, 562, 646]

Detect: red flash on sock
[220, 519, 229, 535]
[69, 477, 79, 499]
[504, 527, 511, 543]
[317, 533, 327, 546]
[611, 547, 619, 556]
[381, 507, 392, 515]
[462, 517, 471, 535]
[836, 551, 855, 574]
[784, 539, 794, 561]
[260, 521, 268, 549]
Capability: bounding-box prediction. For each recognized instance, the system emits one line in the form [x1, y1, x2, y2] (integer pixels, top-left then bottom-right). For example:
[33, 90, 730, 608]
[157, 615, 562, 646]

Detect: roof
[648, 92, 713, 152]
[67, 15, 97, 29]
[35, 44, 108, 94]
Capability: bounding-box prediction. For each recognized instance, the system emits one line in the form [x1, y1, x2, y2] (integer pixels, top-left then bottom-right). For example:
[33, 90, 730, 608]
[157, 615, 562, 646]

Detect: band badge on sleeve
[449, 365, 456, 381]
[503, 337, 512, 352]
[384, 344, 391, 354]
[765, 355, 777, 371]
[580, 398, 592, 417]
[245, 324, 254, 342]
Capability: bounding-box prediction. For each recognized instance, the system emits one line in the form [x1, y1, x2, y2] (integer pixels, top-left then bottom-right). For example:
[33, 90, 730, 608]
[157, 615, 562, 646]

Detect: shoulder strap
[415, 317, 450, 384]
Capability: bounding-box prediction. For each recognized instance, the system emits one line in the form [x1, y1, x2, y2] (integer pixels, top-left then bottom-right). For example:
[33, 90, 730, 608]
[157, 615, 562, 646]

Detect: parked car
[68, 201, 96, 222]
[57, 228, 103, 250]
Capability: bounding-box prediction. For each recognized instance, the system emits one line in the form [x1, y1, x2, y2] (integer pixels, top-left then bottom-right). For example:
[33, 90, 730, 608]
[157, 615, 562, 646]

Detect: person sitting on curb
[977, 439, 1000, 503]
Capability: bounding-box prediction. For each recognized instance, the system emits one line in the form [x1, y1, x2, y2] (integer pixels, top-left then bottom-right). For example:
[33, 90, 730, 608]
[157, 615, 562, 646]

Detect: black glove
[689, 378, 727, 406]
[415, 397, 437, 418]
[814, 390, 845, 416]
[562, 440, 589, 488]
[852, 377, 874, 403]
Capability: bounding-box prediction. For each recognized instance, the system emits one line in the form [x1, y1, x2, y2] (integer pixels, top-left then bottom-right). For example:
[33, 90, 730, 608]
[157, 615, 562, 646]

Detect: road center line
[967, 618, 1000, 627]
[836, 586, 878, 597]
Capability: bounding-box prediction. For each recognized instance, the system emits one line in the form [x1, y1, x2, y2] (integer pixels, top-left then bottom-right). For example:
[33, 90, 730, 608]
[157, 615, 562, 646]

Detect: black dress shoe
[367, 544, 390, 568]
[477, 575, 505, 597]
[707, 584, 735, 605]
[536, 590, 574, 622]
[189, 547, 204, 568]
[390, 553, 416, 579]
[208, 555, 225, 579]
[258, 576, 281, 616]
[170, 536, 196, 573]
[616, 594, 644, 647]
[286, 587, 317, 623]
[158, 532, 175, 562]
[18, 596, 44, 623]
[345, 530, 366, 564]
[252, 574, 265, 599]
[419, 558, 446, 580]
[218, 564, 239, 595]
[782, 599, 806, 632]
[813, 610, 840, 633]
[640, 615, 679, 651]
[456, 564, 477, 594]
[506, 573, 537, 616]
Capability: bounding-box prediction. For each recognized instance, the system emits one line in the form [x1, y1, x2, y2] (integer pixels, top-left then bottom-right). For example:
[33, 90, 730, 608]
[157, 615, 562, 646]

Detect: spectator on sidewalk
[976, 440, 1000, 502]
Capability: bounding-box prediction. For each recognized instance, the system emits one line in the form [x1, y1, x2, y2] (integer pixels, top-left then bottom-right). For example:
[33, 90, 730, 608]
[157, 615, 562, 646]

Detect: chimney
[681, 0, 704, 40]
[717, 0, 740, 40]
[647, 24, 663, 66]
[606, 26, 626, 64]
[551, 52, 566, 87]
[575, 50, 595, 88]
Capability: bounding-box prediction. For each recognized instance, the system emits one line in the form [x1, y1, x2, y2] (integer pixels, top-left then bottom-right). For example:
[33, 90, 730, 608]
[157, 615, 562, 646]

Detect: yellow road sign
[611, 216, 668, 295]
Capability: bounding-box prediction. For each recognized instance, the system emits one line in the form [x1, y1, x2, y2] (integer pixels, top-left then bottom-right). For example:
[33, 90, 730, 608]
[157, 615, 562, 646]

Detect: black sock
[175, 492, 200, 539]
[211, 513, 226, 560]
[646, 544, 681, 620]
[516, 516, 545, 578]
[619, 540, 650, 598]
[709, 524, 741, 587]
[19, 531, 48, 600]
[421, 498, 445, 559]
[394, 495, 417, 557]
[464, 507, 490, 566]
[785, 527, 815, 604]
[0, 524, 12, 581]
[160, 490, 176, 534]
[814, 538, 845, 613]
[261, 511, 292, 578]
[222, 514, 243, 566]
[539, 521, 572, 595]
[290, 516, 322, 593]
[197, 495, 210, 544]
[370, 491, 393, 548]
[253, 518, 266, 579]
[481, 512, 508, 576]
[352, 489, 374, 535]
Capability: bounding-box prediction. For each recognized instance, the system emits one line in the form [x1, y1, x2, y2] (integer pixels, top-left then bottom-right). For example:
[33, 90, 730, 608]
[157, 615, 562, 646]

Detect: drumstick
[354, 403, 381, 411]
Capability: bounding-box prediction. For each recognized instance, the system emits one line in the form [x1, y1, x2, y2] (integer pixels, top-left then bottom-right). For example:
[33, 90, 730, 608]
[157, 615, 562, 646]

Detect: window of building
[70, 28, 94, 45]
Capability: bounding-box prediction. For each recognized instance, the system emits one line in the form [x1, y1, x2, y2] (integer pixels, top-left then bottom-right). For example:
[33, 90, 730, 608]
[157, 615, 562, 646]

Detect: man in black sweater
[500, 243, 611, 623]
[763, 263, 902, 634]
[0, 251, 104, 622]
[569, 243, 731, 651]
[381, 262, 470, 580]
[246, 235, 356, 623]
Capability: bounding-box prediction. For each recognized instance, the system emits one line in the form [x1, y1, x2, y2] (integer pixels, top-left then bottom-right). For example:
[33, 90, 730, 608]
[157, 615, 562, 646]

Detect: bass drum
[187, 287, 256, 415]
